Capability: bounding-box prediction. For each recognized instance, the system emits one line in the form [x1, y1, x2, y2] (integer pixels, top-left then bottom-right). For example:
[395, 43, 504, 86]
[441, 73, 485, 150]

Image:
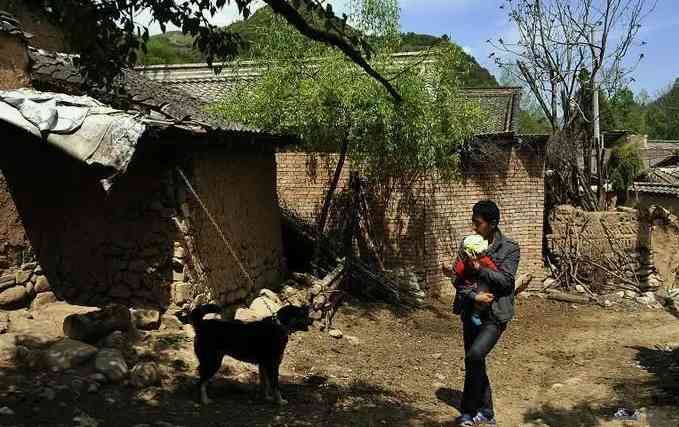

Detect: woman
[442, 200, 520, 426]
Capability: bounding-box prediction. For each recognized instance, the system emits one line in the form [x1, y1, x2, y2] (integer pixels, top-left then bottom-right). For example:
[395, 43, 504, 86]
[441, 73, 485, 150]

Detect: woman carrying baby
[442, 200, 520, 426]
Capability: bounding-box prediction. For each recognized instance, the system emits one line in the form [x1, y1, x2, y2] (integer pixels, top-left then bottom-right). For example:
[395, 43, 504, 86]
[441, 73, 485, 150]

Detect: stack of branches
[546, 215, 641, 304]
[280, 173, 424, 309]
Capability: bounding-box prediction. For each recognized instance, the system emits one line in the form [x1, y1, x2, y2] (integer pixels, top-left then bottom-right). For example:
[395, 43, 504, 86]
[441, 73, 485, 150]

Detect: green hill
[646, 79, 679, 140]
[138, 6, 498, 87]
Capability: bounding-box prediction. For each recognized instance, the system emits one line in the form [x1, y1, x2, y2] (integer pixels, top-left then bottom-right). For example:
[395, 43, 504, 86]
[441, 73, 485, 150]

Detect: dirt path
[1, 298, 678, 427]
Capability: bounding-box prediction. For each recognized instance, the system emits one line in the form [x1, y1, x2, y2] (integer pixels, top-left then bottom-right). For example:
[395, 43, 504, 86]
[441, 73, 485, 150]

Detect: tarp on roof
[0, 88, 145, 191]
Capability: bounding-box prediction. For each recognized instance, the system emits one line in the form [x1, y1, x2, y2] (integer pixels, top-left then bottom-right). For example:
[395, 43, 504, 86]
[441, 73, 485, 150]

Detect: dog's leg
[272, 359, 288, 406]
[197, 355, 221, 405]
[259, 364, 273, 401]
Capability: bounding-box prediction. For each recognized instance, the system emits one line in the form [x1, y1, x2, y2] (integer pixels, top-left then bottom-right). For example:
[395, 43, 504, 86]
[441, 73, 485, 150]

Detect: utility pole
[591, 28, 605, 210]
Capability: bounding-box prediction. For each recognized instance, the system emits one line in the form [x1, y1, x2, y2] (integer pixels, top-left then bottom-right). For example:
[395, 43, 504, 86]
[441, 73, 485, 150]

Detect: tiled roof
[631, 182, 679, 196]
[136, 56, 522, 134]
[27, 48, 276, 137]
[641, 141, 679, 167]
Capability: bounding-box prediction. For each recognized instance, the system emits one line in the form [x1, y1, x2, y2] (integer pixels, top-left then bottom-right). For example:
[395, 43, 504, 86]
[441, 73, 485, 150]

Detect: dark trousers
[461, 315, 505, 418]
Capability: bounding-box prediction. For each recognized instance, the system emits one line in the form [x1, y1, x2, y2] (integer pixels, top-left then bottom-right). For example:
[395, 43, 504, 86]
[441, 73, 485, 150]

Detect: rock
[95, 349, 128, 383]
[0, 406, 14, 415]
[40, 387, 56, 401]
[101, 330, 127, 349]
[172, 282, 192, 305]
[636, 293, 657, 305]
[575, 285, 586, 293]
[25, 282, 35, 297]
[15, 270, 31, 285]
[21, 262, 37, 271]
[89, 373, 107, 383]
[87, 383, 99, 393]
[34, 276, 51, 293]
[623, 290, 638, 299]
[131, 309, 161, 331]
[603, 300, 614, 307]
[431, 353, 442, 360]
[0, 334, 17, 363]
[63, 304, 131, 343]
[0, 286, 28, 309]
[15, 333, 59, 349]
[160, 314, 183, 330]
[615, 291, 625, 298]
[259, 289, 283, 306]
[328, 329, 343, 339]
[250, 296, 280, 319]
[171, 264, 185, 282]
[15, 345, 43, 368]
[31, 291, 57, 309]
[310, 284, 323, 297]
[71, 378, 85, 393]
[130, 362, 160, 388]
[44, 338, 98, 372]
[345, 335, 361, 345]
[234, 307, 261, 323]
[0, 274, 15, 291]
[542, 278, 557, 289]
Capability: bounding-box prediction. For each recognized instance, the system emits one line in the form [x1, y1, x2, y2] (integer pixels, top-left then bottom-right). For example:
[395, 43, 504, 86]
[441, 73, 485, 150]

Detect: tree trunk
[317, 137, 349, 234]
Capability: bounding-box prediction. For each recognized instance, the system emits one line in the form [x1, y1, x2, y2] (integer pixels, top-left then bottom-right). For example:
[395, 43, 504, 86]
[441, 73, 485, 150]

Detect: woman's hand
[441, 263, 455, 278]
[468, 259, 481, 271]
[474, 292, 495, 305]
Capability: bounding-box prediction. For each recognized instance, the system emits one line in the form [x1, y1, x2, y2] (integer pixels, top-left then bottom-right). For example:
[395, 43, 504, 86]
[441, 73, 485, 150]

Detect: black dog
[190, 303, 312, 405]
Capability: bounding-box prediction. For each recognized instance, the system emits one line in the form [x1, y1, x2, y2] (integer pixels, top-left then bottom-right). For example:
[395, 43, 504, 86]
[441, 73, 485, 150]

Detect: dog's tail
[189, 303, 222, 332]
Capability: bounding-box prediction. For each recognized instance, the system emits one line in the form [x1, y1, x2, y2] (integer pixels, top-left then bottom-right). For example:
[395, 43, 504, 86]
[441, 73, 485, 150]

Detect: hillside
[646, 78, 679, 140]
[138, 6, 498, 87]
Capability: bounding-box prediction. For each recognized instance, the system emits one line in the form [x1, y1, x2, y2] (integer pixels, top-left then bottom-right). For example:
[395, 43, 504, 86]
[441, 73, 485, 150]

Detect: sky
[142, 0, 678, 98]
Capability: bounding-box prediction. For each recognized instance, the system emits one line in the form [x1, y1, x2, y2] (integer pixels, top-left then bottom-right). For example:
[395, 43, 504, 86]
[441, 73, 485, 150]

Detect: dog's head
[277, 304, 313, 333]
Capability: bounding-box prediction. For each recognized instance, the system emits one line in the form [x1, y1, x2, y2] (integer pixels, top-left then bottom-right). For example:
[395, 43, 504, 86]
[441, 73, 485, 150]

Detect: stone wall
[276, 140, 546, 296]
[187, 145, 286, 305]
[0, 171, 30, 271]
[0, 128, 181, 309]
[547, 205, 645, 259]
[0, 126, 286, 310]
[546, 205, 671, 290]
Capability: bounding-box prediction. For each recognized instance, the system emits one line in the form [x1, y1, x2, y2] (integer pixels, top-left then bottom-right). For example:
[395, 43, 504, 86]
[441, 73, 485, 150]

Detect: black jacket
[452, 230, 520, 323]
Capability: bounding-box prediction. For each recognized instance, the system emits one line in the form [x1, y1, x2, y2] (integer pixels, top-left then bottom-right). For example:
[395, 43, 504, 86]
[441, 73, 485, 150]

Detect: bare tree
[490, 0, 656, 209]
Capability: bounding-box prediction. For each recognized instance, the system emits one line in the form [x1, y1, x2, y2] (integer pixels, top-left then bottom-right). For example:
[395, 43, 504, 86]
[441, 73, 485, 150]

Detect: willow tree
[214, 0, 484, 233]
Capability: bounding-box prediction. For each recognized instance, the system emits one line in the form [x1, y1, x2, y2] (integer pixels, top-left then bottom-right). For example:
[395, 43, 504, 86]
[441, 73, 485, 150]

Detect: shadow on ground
[1, 328, 447, 427]
[523, 344, 679, 427]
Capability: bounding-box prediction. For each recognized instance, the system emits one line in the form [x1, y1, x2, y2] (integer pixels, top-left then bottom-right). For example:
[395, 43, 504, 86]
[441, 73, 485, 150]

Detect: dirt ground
[1, 296, 679, 427]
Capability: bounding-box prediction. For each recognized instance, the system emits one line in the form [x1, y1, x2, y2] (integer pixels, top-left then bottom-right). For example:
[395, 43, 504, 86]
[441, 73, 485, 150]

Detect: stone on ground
[131, 309, 161, 330]
[95, 348, 128, 382]
[44, 338, 98, 372]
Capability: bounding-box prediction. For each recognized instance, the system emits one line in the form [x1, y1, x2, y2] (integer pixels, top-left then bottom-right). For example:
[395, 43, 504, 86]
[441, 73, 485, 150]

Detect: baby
[454, 234, 497, 325]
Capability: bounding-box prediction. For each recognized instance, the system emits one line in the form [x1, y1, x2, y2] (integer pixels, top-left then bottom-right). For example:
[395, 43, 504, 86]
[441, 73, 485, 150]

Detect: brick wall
[276, 140, 546, 296]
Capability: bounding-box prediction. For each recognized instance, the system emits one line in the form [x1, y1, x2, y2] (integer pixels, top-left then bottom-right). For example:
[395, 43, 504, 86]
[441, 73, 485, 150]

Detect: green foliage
[138, 6, 499, 87]
[609, 88, 647, 134]
[213, 11, 484, 180]
[646, 79, 679, 140]
[137, 36, 204, 65]
[519, 109, 551, 134]
[607, 142, 644, 199]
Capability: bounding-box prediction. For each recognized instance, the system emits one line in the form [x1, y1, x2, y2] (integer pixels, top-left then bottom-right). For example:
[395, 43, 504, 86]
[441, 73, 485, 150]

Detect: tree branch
[264, 0, 403, 102]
